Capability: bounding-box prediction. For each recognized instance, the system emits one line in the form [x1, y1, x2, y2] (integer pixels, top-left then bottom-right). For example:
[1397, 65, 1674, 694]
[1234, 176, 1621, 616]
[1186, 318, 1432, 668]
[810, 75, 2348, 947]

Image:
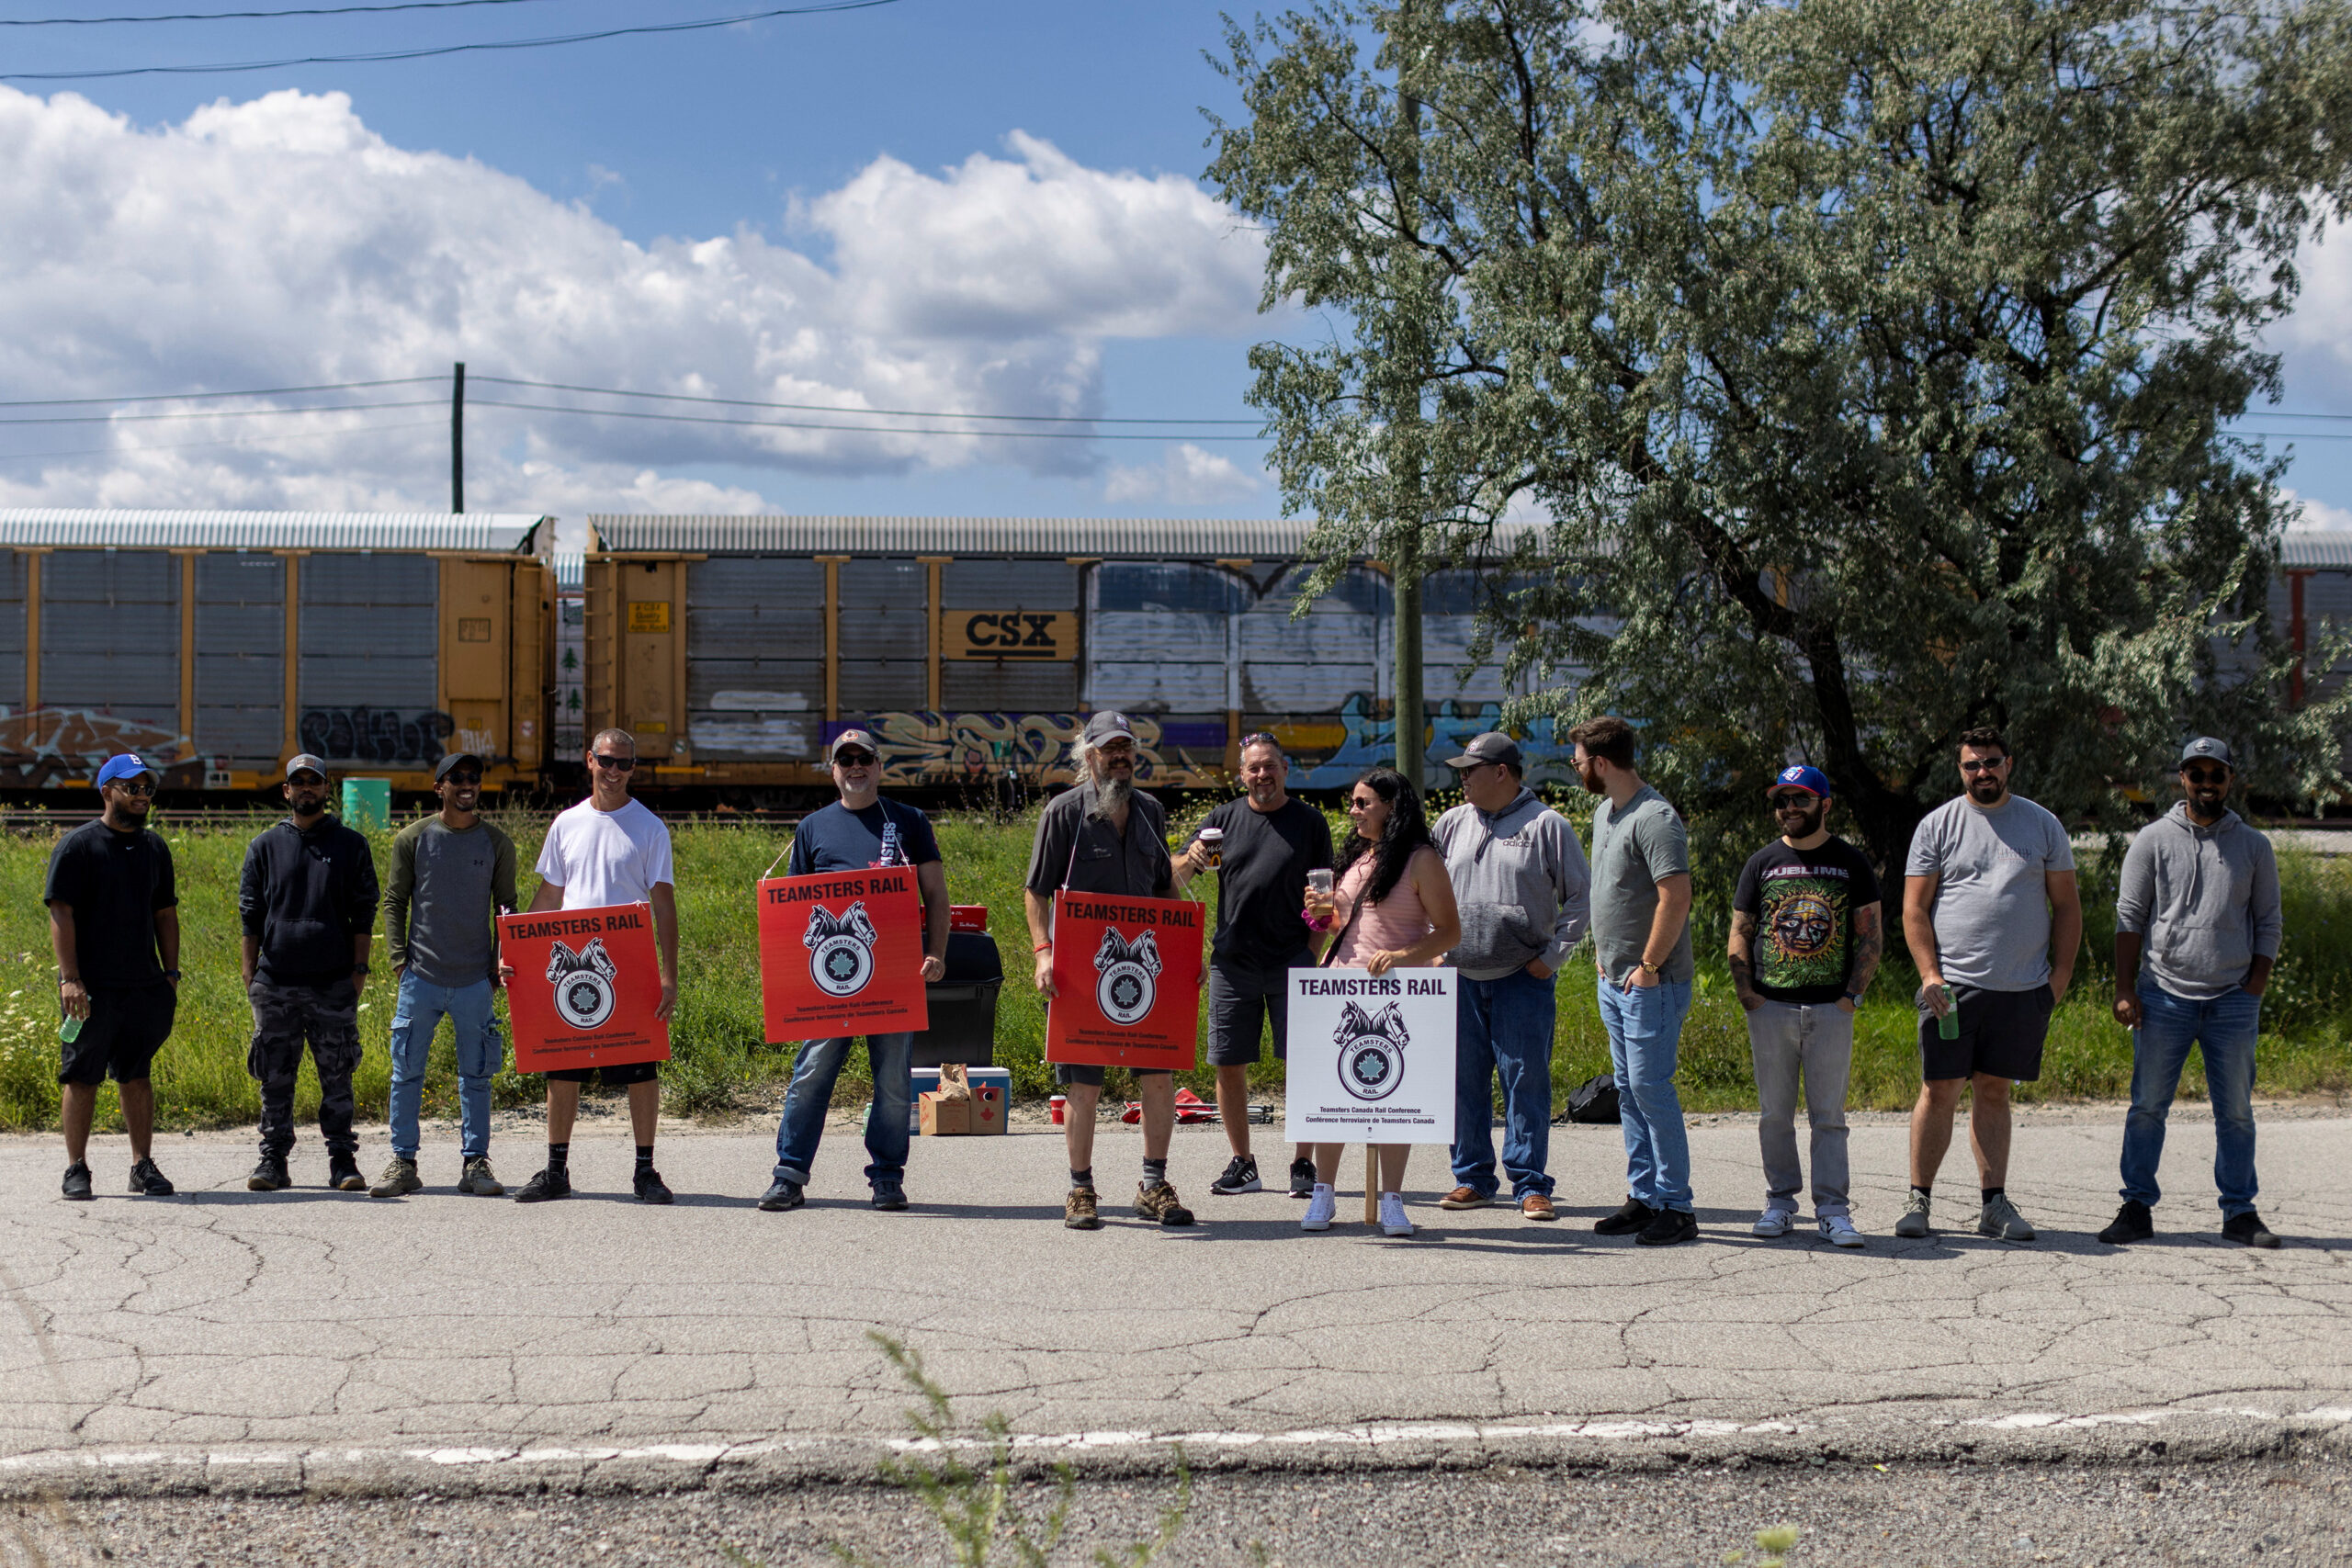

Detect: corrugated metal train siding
[838, 558, 927, 710]
[297, 554, 439, 763]
[0, 551, 24, 711]
[196, 552, 285, 766]
[41, 550, 182, 745]
[686, 558, 825, 761]
[941, 559, 1080, 711]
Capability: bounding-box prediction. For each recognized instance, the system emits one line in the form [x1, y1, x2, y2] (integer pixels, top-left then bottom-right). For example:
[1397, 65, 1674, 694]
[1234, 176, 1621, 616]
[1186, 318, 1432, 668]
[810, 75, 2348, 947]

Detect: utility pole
[1393, 45, 1429, 786]
[450, 361, 465, 513]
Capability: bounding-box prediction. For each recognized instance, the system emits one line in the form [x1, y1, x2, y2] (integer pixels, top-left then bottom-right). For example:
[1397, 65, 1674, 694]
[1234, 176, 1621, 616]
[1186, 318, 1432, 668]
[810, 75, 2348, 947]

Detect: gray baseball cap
[2179, 737, 2235, 769]
[284, 753, 329, 782]
[1082, 711, 1136, 745]
[829, 728, 879, 760]
[1444, 731, 1522, 771]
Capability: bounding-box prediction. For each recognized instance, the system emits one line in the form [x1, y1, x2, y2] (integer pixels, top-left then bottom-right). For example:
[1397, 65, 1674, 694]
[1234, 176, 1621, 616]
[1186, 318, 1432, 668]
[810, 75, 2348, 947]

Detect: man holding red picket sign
[509, 728, 681, 1206]
[1023, 711, 1194, 1231]
[757, 729, 949, 1215]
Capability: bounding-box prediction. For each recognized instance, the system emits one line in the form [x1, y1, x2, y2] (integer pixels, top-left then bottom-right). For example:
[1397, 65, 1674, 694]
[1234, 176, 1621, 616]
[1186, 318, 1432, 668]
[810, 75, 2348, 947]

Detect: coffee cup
[1199, 827, 1224, 870]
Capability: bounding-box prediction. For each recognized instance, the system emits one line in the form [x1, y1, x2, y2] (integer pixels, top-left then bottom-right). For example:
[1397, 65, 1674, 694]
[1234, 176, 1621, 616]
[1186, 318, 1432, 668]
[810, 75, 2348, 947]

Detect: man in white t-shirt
[511, 729, 681, 1205]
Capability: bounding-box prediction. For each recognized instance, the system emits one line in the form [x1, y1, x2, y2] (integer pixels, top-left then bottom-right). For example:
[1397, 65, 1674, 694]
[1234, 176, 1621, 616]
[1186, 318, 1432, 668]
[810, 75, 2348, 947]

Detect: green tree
[1211, 0, 2352, 874]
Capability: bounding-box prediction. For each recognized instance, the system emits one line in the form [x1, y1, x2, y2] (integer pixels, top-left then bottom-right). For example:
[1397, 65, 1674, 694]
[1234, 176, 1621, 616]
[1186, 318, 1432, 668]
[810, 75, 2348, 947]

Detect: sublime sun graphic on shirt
[1755, 873, 1854, 993]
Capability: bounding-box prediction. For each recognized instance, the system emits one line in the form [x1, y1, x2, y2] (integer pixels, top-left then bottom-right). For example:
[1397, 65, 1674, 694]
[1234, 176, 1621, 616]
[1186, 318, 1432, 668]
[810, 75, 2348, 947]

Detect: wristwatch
[164, 969, 181, 981]
[351, 964, 371, 978]
[1842, 990, 1863, 1005]
[1638, 960, 1662, 975]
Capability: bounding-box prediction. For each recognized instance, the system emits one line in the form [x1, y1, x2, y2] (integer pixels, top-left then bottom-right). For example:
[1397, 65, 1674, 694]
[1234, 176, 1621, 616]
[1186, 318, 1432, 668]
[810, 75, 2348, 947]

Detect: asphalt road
[3, 1107, 2349, 1506]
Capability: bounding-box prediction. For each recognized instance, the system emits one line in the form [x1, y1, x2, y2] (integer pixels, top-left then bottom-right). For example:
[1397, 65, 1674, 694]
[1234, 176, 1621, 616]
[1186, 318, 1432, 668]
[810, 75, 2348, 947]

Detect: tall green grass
[3, 802, 2346, 1134]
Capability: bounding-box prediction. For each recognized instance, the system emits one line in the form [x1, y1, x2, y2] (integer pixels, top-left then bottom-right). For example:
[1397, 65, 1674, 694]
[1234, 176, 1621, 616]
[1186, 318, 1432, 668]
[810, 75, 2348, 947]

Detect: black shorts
[546, 1058, 662, 1088]
[60, 982, 175, 1087]
[1206, 957, 1309, 1066]
[1919, 983, 2052, 1082]
[1053, 1062, 1172, 1089]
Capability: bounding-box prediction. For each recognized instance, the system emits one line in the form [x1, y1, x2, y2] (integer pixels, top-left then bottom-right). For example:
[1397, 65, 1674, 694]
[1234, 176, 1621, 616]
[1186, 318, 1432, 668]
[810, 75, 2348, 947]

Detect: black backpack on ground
[1561, 1073, 1621, 1124]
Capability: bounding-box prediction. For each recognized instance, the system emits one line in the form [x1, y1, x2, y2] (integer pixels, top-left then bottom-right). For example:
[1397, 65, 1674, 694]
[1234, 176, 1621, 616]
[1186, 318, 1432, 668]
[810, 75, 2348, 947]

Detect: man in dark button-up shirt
[1023, 711, 1190, 1231]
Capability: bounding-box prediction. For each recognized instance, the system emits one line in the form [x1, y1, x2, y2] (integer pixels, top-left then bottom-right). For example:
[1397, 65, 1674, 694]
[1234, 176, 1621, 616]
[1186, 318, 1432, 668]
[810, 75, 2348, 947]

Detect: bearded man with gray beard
[1023, 711, 1192, 1230]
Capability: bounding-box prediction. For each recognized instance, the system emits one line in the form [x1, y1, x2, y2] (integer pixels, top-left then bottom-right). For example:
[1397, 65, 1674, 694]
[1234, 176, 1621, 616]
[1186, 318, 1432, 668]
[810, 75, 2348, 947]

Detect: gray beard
[1089, 773, 1134, 818]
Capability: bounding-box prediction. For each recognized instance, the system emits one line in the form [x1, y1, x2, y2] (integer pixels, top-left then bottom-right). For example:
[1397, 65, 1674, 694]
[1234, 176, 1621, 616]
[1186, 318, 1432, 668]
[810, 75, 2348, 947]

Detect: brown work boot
[1135, 1180, 1195, 1226]
[1064, 1185, 1102, 1230]
[1438, 1186, 1491, 1210]
[1521, 1193, 1558, 1222]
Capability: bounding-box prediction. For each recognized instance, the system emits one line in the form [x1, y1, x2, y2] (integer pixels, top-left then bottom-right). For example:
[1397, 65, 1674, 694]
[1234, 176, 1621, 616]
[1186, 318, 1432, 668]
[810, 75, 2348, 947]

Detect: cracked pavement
[3, 1111, 2349, 1495]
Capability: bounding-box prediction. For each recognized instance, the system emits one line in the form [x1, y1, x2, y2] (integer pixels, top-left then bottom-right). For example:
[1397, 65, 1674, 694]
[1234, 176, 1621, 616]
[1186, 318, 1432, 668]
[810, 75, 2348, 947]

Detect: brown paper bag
[936, 1061, 973, 1101]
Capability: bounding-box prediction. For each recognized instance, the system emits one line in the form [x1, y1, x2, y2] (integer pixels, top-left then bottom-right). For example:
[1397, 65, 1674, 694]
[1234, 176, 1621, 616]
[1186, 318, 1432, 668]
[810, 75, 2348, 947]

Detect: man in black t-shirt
[757, 728, 948, 1216]
[1172, 734, 1331, 1200]
[44, 753, 181, 1201]
[1728, 766, 1883, 1247]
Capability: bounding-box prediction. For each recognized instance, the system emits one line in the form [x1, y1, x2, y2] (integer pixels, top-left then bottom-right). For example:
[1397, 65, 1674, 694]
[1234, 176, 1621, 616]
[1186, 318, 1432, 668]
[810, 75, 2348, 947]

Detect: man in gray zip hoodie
[1430, 732, 1591, 1219]
[2100, 737, 2284, 1249]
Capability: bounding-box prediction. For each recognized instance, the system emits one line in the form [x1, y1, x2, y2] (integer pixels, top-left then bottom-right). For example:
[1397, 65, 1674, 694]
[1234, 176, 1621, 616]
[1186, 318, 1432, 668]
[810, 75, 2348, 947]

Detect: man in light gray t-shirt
[1897, 728, 2082, 1245]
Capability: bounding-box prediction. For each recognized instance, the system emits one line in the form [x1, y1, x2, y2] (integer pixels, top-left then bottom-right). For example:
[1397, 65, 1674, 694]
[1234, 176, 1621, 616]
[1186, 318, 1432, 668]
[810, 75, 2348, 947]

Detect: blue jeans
[387, 973, 502, 1161]
[2120, 979, 2261, 1218]
[774, 1033, 913, 1189]
[1449, 968, 1559, 1200]
[1597, 977, 1695, 1213]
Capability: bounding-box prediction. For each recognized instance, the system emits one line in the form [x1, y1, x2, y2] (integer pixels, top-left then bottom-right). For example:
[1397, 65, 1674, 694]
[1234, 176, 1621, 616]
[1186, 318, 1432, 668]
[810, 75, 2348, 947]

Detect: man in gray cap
[1432, 729, 1590, 1223]
[373, 750, 516, 1198]
[1023, 711, 1193, 1230]
[2100, 738, 2284, 1248]
[240, 753, 380, 1193]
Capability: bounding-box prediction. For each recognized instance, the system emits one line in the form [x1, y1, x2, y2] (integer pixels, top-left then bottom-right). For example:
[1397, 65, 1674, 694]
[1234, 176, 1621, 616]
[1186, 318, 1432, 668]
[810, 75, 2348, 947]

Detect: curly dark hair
[1336, 766, 1435, 908]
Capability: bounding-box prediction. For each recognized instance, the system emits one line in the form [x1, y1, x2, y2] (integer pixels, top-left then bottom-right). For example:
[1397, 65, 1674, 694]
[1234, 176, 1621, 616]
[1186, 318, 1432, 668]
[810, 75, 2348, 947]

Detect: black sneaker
[2222, 1210, 2281, 1249]
[1634, 1207, 1699, 1247]
[1594, 1197, 1658, 1235]
[514, 1168, 571, 1203]
[62, 1161, 94, 1201]
[128, 1157, 175, 1197]
[327, 1154, 367, 1192]
[872, 1180, 909, 1212]
[248, 1155, 291, 1192]
[2099, 1199, 2154, 1245]
[1288, 1156, 1316, 1199]
[1210, 1155, 1262, 1196]
[633, 1168, 674, 1204]
[757, 1178, 805, 1212]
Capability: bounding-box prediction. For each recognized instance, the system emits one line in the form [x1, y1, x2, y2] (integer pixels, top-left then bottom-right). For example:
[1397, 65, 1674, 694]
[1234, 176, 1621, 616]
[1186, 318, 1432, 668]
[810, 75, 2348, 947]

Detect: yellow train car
[0, 511, 554, 796]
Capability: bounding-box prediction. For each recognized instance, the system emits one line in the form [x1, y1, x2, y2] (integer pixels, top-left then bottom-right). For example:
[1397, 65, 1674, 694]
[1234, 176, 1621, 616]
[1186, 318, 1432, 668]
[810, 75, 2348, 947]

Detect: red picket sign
[500, 903, 672, 1073]
[757, 868, 930, 1043]
[1046, 891, 1204, 1070]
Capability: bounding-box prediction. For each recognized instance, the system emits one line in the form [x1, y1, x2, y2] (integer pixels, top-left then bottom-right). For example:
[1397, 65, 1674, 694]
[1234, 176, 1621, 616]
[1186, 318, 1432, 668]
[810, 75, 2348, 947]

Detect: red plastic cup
[1049, 1095, 1068, 1125]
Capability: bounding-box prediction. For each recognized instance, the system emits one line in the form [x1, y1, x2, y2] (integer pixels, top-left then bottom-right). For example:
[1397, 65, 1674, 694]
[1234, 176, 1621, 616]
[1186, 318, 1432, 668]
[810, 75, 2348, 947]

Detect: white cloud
[0, 87, 1265, 513]
[1103, 442, 1262, 506]
[2284, 488, 2352, 532]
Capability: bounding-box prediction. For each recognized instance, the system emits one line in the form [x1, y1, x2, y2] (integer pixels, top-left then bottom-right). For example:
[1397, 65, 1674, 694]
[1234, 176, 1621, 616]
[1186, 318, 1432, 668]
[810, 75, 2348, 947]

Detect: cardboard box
[919, 1092, 970, 1136]
[968, 1081, 1005, 1135]
[907, 1066, 1012, 1134]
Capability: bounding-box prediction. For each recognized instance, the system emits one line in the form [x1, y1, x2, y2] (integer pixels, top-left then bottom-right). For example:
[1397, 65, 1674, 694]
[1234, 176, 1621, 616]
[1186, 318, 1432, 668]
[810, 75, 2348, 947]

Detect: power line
[0, 398, 446, 426]
[0, 377, 440, 410]
[468, 395, 1267, 441]
[4, 0, 551, 27]
[0, 415, 447, 463]
[473, 375, 1261, 426]
[0, 0, 901, 79]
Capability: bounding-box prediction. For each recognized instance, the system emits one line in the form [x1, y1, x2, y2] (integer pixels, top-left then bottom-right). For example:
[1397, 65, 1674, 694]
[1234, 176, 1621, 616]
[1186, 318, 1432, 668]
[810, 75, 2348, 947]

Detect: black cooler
[910, 921, 1003, 1068]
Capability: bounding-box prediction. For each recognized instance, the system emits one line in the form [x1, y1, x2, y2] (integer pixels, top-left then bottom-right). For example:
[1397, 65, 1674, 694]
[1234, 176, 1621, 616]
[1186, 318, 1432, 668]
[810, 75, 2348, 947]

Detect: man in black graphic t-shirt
[1729, 766, 1883, 1247]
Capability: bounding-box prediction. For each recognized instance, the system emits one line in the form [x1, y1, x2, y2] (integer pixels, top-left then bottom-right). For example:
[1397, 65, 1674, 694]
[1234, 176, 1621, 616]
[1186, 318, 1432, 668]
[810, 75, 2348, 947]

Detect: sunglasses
[107, 778, 156, 797]
[443, 772, 482, 787]
[1346, 795, 1379, 811]
[591, 754, 637, 772]
[833, 750, 876, 767]
[1959, 758, 2006, 773]
[2183, 766, 2231, 785]
[1768, 792, 1817, 808]
[287, 773, 325, 788]
[1239, 732, 1280, 748]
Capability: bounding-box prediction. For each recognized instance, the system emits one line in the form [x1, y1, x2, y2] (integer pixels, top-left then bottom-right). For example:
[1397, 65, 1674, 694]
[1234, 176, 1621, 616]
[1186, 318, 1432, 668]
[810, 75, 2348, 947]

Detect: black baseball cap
[1445, 732, 1522, 771]
[2178, 737, 2234, 769]
[435, 751, 484, 782]
[284, 753, 329, 782]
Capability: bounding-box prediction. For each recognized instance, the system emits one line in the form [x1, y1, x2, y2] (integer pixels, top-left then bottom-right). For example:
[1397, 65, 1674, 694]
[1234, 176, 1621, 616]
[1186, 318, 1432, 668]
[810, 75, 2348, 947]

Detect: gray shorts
[1206, 956, 1310, 1066]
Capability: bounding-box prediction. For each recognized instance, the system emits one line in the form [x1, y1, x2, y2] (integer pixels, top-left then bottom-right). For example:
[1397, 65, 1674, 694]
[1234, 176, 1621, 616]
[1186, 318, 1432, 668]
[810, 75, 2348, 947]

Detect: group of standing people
[44, 712, 2287, 1251]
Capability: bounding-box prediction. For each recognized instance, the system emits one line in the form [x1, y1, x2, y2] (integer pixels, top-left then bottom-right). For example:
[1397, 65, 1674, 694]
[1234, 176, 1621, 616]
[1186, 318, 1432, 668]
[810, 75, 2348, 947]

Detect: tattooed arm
[1726, 909, 1763, 1012]
[1845, 901, 1884, 1010]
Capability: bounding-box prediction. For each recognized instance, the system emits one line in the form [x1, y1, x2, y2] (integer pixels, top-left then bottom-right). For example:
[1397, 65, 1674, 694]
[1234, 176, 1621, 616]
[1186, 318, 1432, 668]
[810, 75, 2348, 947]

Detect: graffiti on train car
[845, 695, 1573, 789]
[0, 709, 199, 788]
[297, 707, 457, 766]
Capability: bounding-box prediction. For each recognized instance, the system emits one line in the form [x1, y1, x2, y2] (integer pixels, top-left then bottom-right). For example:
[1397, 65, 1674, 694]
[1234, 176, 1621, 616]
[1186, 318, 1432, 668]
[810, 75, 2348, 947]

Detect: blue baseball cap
[96, 754, 157, 788]
[1768, 764, 1832, 799]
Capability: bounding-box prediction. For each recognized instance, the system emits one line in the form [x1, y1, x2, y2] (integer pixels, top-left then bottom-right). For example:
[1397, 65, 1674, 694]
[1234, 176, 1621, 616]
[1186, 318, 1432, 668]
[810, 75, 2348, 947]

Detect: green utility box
[340, 778, 391, 831]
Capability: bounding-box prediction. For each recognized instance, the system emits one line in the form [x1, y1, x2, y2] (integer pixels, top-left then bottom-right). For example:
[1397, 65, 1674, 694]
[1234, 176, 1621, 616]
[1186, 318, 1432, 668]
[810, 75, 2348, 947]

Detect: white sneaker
[1751, 1205, 1797, 1238]
[1378, 1191, 1414, 1237]
[1818, 1213, 1865, 1248]
[1302, 1184, 1336, 1232]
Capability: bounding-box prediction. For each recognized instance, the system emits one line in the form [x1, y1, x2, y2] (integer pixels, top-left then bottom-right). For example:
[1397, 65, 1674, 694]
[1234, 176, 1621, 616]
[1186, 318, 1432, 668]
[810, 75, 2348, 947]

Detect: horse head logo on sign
[547, 937, 620, 1031]
[1092, 927, 1163, 1025]
[1335, 999, 1410, 1101]
[803, 902, 880, 998]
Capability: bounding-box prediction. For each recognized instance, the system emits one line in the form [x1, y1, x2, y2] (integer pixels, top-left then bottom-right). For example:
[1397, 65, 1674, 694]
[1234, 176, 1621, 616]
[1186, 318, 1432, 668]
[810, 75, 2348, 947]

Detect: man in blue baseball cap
[1727, 763, 1883, 1247]
[44, 753, 180, 1200]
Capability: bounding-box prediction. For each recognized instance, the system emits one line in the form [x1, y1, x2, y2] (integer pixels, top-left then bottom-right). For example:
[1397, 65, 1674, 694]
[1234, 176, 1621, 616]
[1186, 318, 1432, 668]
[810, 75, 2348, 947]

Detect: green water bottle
[59, 1010, 84, 1044]
[1934, 983, 1959, 1040]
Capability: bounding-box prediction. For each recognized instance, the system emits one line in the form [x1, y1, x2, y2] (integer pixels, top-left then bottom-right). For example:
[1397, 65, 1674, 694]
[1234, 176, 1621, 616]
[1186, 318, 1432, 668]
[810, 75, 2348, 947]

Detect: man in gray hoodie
[2100, 738, 2283, 1249]
[1431, 732, 1591, 1220]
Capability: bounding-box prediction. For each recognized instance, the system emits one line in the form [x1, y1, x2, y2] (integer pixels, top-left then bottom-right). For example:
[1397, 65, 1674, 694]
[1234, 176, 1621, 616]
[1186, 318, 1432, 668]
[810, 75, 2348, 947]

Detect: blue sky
[4, 0, 2351, 536]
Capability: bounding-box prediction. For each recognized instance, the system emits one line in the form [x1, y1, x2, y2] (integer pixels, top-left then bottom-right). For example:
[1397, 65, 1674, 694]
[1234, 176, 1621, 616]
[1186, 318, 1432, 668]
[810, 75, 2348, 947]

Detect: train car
[581, 514, 1567, 795]
[0, 511, 554, 795]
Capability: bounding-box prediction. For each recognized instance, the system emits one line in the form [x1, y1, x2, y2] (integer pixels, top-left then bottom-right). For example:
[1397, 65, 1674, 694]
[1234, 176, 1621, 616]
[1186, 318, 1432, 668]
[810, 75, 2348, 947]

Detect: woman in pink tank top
[1301, 768, 1460, 1236]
